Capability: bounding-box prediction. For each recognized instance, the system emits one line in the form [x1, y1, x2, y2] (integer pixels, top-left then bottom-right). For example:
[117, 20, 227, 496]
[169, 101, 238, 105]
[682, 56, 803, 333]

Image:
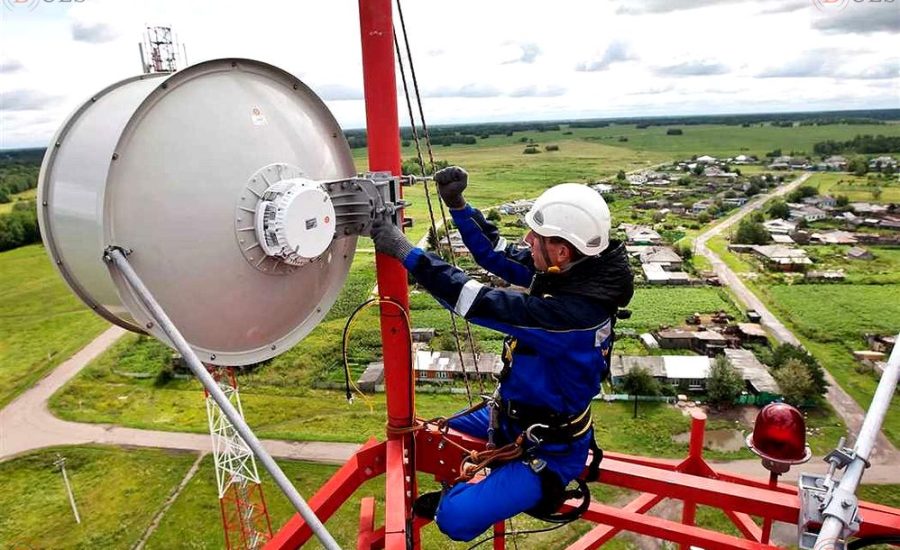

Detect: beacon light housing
[747, 402, 812, 473]
[37, 58, 359, 366]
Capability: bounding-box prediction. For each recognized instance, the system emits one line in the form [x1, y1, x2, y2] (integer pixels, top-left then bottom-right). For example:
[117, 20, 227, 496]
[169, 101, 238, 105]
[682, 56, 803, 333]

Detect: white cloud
[575, 40, 637, 72]
[655, 61, 730, 77]
[0, 59, 25, 73]
[71, 21, 118, 43]
[0, 0, 897, 148]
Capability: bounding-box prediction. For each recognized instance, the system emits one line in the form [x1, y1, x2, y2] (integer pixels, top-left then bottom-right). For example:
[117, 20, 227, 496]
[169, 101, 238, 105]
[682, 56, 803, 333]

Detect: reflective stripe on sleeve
[493, 237, 508, 252]
[455, 280, 485, 317]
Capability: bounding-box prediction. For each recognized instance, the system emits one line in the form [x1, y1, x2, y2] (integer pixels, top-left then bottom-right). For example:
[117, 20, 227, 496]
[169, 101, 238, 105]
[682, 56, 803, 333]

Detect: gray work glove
[370, 213, 415, 262]
[434, 166, 468, 209]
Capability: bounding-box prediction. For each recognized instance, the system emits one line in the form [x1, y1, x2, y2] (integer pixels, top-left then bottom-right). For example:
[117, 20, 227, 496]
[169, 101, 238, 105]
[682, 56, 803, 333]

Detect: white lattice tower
[205, 367, 272, 549]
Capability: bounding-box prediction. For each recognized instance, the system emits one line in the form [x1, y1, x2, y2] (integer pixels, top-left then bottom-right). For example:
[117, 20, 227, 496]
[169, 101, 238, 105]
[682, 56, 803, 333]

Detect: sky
[0, 0, 898, 149]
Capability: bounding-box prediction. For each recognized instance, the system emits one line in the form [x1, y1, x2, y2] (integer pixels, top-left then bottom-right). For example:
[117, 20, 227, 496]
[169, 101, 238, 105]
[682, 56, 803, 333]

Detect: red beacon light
[747, 402, 812, 474]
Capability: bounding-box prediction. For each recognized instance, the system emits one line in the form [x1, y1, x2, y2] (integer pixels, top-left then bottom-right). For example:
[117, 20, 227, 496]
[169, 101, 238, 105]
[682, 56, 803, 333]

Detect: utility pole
[54, 455, 81, 524]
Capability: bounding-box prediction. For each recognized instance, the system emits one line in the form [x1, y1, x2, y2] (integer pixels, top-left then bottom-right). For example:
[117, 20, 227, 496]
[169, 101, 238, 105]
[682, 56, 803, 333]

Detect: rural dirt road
[694, 172, 899, 464]
[0, 326, 358, 464]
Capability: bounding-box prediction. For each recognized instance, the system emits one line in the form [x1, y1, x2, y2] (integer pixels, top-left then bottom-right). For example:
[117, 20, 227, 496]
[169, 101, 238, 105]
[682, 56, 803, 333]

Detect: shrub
[0, 200, 40, 251]
[707, 355, 744, 408]
[544, 144, 559, 152]
[523, 146, 540, 155]
[618, 366, 660, 396]
[733, 218, 769, 245]
[666, 128, 683, 135]
[774, 359, 816, 406]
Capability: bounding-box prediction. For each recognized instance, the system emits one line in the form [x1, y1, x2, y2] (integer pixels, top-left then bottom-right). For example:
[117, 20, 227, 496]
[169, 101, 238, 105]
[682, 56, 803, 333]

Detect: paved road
[694, 173, 899, 464]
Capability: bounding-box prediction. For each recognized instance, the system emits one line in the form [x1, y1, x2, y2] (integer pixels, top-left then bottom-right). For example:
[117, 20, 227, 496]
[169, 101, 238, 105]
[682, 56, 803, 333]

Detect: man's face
[524, 230, 570, 272]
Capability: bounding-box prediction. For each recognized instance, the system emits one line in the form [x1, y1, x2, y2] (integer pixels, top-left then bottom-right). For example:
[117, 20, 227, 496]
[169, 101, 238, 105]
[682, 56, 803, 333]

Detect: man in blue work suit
[370, 166, 633, 542]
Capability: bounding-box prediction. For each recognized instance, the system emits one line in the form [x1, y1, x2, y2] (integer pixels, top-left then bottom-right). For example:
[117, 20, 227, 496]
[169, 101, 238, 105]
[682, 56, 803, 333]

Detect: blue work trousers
[433, 408, 545, 542]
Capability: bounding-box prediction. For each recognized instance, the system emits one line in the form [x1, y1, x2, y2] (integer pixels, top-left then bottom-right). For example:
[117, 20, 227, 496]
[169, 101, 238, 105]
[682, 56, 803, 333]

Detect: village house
[692, 199, 715, 215]
[639, 246, 683, 270]
[654, 329, 729, 355]
[412, 350, 502, 382]
[768, 155, 792, 170]
[846, 246, 873, 260]
[762, 219, 797, 235]
[734, 323, 769, 346]
[865, 334, 896, 354]
[723, 349, 781, 403]
[624, 225, 663, 245]
[642, 263, 691, 285]
[704, 166, 739, 180]
[770, 234, 795, 244]
[789, 158, 812, 170]
[730, 154, 757, 165]
[695, 155, 717, 164]
[592, 183, 614, 194]
[850, 203, 889, 217]
[879, 216, 900, 230]
[610, 351, 779, 400]
[444, 230, 470, 256]
[868, 156, 897, 171]
[810, 230, 857, 245]
[692, 330, 729, 355]
[497, 199, 534, 215]
[357, 362, 385, 392]
[654, 329, 695, 349]
[750, 245, 812, 271]
[627, 174, 648, 185]
[802, 195, 837, 209]
[822, 155, 848, 171]
[788, 204, 827, 223]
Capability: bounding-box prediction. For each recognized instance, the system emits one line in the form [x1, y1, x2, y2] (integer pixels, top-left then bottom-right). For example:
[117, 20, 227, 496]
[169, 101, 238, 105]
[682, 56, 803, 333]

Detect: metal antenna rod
[54, 455, 81, 524]
[815, 330, 900, 548]
[103, 247, 340, 550]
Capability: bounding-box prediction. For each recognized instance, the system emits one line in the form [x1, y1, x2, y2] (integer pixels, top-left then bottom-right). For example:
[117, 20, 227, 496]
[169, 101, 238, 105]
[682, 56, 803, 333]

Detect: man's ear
[554, 243, 571, 265]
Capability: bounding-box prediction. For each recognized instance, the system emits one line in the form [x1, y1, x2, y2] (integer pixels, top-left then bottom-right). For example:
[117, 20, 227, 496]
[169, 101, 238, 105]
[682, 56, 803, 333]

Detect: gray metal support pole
[55, 456, 81, 524]
[104, 247, 341, 550]
[815, 331, 900, 548]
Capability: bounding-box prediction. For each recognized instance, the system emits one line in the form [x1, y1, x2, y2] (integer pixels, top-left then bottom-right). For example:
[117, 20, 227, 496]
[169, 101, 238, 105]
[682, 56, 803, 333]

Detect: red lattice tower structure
[206, 367, 274, 549]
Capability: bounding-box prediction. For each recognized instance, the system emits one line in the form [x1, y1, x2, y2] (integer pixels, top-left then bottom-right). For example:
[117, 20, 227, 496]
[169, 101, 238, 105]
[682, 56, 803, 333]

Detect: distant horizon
[2, 106, 898, 153]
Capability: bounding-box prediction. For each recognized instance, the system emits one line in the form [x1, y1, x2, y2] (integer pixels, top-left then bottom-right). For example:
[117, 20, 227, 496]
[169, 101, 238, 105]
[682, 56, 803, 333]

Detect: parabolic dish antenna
[38, 58, 363, 365]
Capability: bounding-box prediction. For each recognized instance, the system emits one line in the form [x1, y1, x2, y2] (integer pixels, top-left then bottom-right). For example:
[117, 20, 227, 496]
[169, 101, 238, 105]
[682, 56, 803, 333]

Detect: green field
[761, 284, 900, 445]
[0, 446, 198, 549]
[808, 172, 900, 203]
[367, 122, 900, 163]
[803, 245, 900, 285]
[0, 244, 108, 409]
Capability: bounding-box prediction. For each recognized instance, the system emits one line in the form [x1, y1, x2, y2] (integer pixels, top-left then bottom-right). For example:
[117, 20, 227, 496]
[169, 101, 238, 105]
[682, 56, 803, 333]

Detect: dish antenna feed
[37, 58, 392, 366]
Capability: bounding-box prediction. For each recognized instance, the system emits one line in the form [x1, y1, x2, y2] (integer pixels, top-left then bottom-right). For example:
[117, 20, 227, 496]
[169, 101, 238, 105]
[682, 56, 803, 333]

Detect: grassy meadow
[761, 284, 900, 444]
[809, 172, 900, 203]
[0, 446, 198, 549]
[0, 244, 108, 409]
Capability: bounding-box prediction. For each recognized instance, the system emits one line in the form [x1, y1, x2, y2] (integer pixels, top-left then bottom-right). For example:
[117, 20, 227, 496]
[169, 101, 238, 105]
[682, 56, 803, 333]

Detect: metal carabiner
[525, 423, 549, 445]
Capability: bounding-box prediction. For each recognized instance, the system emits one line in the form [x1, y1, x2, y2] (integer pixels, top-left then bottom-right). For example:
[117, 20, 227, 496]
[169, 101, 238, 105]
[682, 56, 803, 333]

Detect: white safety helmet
[524, 183, 611, 256]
